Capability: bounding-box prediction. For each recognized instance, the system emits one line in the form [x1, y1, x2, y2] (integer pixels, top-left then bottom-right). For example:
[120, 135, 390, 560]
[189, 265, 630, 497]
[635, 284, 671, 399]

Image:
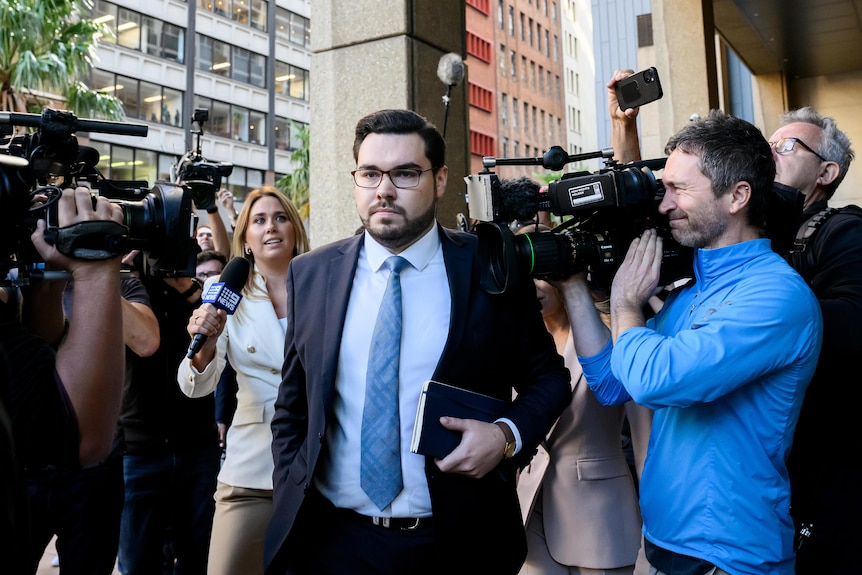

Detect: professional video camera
[466, 146, 803, 295]
[465, 146, 693, 294]
[0, 107, 199, 284]
[173, 108, 233, 211]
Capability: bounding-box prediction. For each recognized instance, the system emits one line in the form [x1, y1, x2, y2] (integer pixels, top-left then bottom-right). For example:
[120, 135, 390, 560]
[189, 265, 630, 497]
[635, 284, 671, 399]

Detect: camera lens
[644, 69, 655, 83]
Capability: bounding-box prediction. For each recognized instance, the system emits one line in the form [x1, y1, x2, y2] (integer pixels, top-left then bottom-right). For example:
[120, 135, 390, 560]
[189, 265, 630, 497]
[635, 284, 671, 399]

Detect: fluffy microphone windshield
[437, 53, 466, 87]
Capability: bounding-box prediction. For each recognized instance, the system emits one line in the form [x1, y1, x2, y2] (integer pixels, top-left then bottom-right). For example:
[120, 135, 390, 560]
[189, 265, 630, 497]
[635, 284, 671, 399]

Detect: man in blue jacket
[556, 110, 823, 575]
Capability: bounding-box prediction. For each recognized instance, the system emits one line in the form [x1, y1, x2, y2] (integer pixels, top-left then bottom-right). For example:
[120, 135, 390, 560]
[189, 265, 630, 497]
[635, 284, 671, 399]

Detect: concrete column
[308, 0, 469, 248]
[652, 0, 718, 145]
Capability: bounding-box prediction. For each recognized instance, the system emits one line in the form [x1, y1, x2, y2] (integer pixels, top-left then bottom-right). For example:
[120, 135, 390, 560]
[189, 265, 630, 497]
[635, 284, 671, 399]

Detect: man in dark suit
[264, 109, 572, 575]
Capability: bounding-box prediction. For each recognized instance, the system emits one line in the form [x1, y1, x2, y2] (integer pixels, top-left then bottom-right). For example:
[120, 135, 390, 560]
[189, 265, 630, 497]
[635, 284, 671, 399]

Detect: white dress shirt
[316, 225, 451, 517]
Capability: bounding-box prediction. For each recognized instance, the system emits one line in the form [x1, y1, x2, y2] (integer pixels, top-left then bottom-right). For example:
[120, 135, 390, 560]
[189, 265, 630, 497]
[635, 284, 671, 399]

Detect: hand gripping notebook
[410, 380, 506, 459]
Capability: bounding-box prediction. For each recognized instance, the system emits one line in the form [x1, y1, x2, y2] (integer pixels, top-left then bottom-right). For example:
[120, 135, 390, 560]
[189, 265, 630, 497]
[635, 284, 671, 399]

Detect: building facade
[86, 0, 311, 203]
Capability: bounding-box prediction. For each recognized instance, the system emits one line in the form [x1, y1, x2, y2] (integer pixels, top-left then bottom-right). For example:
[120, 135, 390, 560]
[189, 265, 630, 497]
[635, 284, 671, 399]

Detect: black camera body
[465, 146, 693, 295]
[1, 108, 200, 284]
[174, 108, 233, 211]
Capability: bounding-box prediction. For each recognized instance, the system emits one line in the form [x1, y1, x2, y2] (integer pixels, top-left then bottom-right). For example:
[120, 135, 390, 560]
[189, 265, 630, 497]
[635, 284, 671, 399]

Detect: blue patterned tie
[361, 255, 410, 510]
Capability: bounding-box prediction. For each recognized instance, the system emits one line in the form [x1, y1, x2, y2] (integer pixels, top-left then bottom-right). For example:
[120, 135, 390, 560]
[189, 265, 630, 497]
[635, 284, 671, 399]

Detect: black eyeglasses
[351, 168, 433, 189]
[769, 137, 827, 162]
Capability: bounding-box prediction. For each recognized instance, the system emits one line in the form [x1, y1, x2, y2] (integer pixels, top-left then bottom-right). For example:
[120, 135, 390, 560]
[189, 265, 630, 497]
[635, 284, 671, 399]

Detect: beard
[667, 204, 726, 249]
[362, 198, 437, 252]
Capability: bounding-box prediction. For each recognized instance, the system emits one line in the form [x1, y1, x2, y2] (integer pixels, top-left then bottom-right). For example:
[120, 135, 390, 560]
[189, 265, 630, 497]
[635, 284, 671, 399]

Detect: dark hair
[665, 109, 774, 229]
[196, 249, 227, 268]
[352, 109, 446, 171]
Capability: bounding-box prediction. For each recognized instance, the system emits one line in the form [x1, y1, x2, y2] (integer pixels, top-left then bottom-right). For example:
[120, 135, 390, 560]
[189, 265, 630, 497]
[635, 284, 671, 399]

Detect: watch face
[504, 441, 516, 458]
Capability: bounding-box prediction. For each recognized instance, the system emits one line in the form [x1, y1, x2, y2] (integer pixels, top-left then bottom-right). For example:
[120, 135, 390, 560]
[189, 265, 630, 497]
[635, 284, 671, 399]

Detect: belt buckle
[372, 516, 391, 528]
[402, 517, 421, 531]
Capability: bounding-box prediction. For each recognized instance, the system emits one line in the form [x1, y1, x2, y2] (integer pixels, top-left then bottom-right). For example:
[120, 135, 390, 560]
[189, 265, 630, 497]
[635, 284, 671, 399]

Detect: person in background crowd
[767, 107, 860, 574]
[196, 249, 227, 282]
[118, 252, 219, 575]
[558, 109, 822, 574]
[264, 108, 572, 575]
[180, 187, 310, 575]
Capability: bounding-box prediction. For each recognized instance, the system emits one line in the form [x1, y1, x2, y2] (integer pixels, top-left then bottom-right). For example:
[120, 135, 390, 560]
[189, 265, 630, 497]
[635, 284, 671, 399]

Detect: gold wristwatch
[495, 421, 516, 459]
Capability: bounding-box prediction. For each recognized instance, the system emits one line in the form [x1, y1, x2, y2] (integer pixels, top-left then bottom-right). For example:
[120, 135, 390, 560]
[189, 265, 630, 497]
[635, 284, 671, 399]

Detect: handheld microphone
[186, 256, 251, 359]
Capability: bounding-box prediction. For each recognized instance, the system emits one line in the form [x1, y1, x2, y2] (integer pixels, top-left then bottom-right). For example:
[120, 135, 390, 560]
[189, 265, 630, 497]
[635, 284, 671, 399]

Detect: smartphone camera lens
[644, 69, 655, 83]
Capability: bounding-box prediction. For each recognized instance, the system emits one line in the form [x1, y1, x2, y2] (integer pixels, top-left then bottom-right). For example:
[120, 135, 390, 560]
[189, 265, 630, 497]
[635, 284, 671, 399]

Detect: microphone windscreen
[77, 145, 101, 169]
[202, 256, 251, 314]
[498, 176, 540, 222]
[437, 53, 466, 87]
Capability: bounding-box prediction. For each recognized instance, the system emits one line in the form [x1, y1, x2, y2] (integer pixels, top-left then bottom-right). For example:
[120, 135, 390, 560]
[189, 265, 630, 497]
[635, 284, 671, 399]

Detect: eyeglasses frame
[351, 168, 434, 189]
[770, 137, 827, 163]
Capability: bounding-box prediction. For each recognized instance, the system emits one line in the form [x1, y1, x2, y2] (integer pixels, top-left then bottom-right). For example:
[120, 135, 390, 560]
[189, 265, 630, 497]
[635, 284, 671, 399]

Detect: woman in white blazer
[178, 187, 309, 574]
[515, 224, 652, 575]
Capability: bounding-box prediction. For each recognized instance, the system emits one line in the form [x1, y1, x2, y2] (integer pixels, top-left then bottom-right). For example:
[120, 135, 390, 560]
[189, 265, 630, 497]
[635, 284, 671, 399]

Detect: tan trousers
[206, 481, 273, 575]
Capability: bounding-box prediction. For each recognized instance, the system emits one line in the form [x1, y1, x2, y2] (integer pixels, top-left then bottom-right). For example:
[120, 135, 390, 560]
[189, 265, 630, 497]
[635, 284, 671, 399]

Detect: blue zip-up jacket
[580, 238, 822, 575]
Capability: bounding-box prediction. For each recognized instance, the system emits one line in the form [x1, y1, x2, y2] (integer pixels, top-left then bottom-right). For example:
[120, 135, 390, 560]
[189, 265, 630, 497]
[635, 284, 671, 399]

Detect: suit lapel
[434, 227, 474, 377]
[320, 236, 363, 404]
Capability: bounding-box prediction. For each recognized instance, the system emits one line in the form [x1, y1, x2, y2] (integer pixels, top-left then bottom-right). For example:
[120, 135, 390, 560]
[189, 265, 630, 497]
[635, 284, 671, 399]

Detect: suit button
[247, 345, 256, 353]
[270, 368, 278, 374]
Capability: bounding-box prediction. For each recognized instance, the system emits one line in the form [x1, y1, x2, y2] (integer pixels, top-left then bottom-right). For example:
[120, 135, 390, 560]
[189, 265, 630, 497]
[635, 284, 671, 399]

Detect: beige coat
[517, 335, 651, 569]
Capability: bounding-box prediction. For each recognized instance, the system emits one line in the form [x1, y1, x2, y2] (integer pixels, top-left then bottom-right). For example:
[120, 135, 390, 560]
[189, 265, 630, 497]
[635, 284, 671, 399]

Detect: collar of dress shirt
[363, 224, 441, 273]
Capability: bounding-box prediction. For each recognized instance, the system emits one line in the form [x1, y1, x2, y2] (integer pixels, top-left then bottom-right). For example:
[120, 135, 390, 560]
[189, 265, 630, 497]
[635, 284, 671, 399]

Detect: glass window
[140, 81, 163, 123]
[211, 101, 231, 138]
[232, 0, 250, 26]
[275, 7, 291, 43]
[92, 0, 118, 44]
[233, 47, 251, 84]
[289, 121, 307, 150]
[107, 146, 135, 181]
[166, 89, 183, 128]
[250, 0, 267, 31]
[232, 107, 250, 141]
[249, 111, 265, 145]
[197, 35, 214, 72]
[117, 8, 141, 50]
[142, 17, 162, 58]
[274, 117, 289, 150]
[289, 12, 310, 48]
[249, 53, 266, 88]
[212, 40, 231, 77]
[115, 74, 140, 119]
[162, 22, 185, 63]
[135, 149, 158, 185]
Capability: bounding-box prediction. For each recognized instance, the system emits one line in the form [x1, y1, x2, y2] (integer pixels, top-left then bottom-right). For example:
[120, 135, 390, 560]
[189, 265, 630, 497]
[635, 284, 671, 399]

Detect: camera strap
[43, 220, 130, 260]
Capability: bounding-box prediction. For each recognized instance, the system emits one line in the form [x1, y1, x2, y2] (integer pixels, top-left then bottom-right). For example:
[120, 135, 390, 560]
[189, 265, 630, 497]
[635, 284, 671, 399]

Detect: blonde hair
[231, 186, 310, 264]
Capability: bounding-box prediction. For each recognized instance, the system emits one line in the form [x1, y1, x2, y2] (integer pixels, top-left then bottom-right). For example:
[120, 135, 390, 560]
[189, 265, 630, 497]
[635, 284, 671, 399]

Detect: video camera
[173, 108, 233, 212]
[465, 146, 804, 295]
[465, 146, 694, 294]
[0, 108, 199, 284]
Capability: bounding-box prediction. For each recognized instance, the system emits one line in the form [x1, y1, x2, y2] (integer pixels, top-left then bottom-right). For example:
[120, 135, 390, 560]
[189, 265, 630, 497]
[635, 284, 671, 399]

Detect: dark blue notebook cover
[410, 380, 506, 459]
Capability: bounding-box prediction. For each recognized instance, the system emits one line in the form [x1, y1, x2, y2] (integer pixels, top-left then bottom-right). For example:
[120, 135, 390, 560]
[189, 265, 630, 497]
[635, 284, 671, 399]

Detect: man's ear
[817, 161, 841, 188]
[728, 182, 751, 215]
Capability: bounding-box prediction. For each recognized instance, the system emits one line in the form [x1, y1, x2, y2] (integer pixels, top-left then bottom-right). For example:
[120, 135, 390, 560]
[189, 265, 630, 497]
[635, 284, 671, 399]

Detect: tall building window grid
[467, 31, 493, 63]
[92, 0, 185, 64]
[88, 0, 312, 201]
[197, 33, 267, 88]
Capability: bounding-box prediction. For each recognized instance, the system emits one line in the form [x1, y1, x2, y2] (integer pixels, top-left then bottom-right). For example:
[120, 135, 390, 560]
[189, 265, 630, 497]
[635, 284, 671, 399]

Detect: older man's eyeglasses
[769, 137, 827, 162]
[352, 168, 433, 189]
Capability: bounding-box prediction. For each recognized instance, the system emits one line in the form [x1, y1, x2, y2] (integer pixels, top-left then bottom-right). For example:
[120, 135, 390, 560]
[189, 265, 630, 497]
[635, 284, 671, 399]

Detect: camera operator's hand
[607, 69, 642, 164]
[30, 187, 124, 277]
[608, 69, 639, 120]
[609, 228, 663, 341]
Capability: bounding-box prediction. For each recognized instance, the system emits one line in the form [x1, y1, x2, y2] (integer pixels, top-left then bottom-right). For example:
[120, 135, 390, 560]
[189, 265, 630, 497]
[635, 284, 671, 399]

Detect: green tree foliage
[276, 121, 310, 220]
[0, 0, 123, 118]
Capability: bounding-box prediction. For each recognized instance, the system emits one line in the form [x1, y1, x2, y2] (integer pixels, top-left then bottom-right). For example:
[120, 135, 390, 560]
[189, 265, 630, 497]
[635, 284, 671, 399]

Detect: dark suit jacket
[264, 225, 571, 574]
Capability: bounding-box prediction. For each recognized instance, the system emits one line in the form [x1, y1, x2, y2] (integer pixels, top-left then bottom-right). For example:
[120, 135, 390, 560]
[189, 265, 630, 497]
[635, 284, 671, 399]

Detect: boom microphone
[437, 53, 466, 87]
[186, 256, 251, 359]
[498, 176, 541, 222]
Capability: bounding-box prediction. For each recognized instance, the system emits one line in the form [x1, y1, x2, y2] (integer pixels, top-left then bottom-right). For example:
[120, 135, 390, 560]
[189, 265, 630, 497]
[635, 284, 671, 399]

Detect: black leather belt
[308, 488, 433, 531]
[367, 515, 431, 530]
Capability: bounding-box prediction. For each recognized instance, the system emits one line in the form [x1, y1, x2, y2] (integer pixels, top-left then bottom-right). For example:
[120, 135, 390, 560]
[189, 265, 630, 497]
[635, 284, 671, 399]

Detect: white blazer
[177, 268, 284, 490]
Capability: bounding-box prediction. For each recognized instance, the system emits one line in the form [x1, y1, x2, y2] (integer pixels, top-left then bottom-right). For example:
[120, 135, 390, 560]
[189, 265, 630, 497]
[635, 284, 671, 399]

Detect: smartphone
[615, 67, 663, 110]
